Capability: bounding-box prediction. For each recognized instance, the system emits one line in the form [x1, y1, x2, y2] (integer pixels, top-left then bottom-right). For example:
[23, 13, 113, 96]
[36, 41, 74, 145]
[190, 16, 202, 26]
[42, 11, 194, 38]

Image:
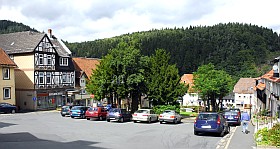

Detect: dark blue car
[106, 108, 132, 123]
[0, 103, 17, 114]
[224, 111, 241, 126]
[194, 112, 229, 136]
[70, 106, 88, 119]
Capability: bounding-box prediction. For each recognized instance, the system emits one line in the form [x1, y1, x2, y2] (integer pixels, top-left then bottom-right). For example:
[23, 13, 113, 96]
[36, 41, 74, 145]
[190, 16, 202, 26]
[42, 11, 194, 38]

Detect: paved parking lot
[0, 111, 223, 149]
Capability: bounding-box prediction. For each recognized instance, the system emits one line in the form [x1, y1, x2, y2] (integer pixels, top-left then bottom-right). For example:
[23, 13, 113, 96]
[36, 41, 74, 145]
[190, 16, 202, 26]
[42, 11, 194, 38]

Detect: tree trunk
[131, 91, 138, 113]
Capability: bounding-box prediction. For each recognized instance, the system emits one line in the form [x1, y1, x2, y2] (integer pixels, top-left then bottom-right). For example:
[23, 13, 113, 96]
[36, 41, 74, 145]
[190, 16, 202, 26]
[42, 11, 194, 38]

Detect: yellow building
[0, 48, 17, 105]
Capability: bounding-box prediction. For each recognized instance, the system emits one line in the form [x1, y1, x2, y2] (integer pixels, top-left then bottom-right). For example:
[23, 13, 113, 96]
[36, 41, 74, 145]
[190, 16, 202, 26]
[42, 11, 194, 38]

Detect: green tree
[193, 63, 234, 111]
[146, 49, 188, 106]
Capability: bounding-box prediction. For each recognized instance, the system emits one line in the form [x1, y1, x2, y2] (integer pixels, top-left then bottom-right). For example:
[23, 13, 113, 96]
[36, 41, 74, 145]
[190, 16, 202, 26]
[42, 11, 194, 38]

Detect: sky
[0, 0, 280, 43]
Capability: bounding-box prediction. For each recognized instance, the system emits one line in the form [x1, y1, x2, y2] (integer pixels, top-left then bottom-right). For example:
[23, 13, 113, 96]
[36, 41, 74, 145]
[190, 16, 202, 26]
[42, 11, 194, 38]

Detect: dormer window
[60, 57, 68, 66]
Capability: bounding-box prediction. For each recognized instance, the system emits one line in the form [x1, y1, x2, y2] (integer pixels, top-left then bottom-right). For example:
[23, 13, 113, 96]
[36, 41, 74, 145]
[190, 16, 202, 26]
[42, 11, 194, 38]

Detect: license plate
[228, 116, 233, 119]
[202, 125, 211, 128]
[62, 112, 66, 114]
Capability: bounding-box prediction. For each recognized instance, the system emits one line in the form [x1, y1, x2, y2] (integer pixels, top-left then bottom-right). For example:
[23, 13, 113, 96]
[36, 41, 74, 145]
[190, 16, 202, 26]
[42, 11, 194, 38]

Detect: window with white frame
[60, 57, 68, 66]
[47, 55, 52, 65]
[39, 72, 44, 84]
[3, 87, 11, 99]
[39, 54, 44, 65]
[46, 72, 51, 84]
[3, 68, 10, 80]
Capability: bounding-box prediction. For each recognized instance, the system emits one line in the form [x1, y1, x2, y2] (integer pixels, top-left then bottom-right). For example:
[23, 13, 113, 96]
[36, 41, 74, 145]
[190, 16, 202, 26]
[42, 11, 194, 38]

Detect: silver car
[132, 109, 158, 123]
[159, 110, 182, 124]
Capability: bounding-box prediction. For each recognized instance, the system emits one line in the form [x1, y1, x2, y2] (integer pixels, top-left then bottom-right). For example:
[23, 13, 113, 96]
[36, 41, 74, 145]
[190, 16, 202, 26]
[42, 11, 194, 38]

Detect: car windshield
[109, 108, 120, 113]
[229, 109, 240, 112]
[136, 110, 149, 113]
[224, 111, 238, 115]
[71, 106, 82, 110]
[163, 110, 175, 114]
[198, 114, 218, 121]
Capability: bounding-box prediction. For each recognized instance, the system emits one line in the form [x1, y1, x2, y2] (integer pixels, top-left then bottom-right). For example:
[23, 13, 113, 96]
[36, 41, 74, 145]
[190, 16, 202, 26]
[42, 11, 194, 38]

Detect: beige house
[0, 30, 75, 111]
[0, 48, 17, 105]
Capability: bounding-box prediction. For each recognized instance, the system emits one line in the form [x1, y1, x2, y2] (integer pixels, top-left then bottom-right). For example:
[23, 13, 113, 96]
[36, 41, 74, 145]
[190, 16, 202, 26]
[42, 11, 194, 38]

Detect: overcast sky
[0, 0, 280, 42]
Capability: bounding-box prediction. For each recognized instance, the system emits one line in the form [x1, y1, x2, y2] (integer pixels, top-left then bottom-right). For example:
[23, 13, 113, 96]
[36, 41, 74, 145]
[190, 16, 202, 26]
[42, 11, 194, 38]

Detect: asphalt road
[0, 111, 223, 149]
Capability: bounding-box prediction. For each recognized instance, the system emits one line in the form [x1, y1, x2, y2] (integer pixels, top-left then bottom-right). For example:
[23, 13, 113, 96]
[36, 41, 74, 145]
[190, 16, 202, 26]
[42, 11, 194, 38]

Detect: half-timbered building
[0, 30, 75, 110]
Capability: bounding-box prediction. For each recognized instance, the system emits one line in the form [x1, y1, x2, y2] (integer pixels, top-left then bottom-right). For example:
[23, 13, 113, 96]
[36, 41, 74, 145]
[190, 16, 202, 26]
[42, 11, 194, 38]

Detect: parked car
[159, 110, 182, 124]
[132, 109, 158, 123]
[194, 112, 229, 136]
[229, 108, 241, 117]
[106, 108, 132, 123]
[223, 111, 241, 126]
[0, 103, 17, 114]
[60, 105, 72, 117]
[70, 106, 88, 119]
[85, 107, 107, 120]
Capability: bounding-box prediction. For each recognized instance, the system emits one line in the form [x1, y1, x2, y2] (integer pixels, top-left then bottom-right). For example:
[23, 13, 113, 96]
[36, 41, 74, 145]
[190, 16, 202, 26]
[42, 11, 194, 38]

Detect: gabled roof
[180, 74, 194, 92]
[233, 78, 255, 94]
[72, 57, 100, 78]
[0, 31, 44, 54]
[0, 47, 17, 67]
[0, 31, 71, 57]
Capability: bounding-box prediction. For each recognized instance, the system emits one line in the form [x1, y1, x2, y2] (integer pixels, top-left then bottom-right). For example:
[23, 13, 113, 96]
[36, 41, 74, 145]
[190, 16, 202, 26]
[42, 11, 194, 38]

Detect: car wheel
[174, 118, 178, 124]
[107, 119, 110, 122]
[99, 116, 103, 121]
[11, 109, 16, 114]
[86, 118, 90, 120]
[120, 117, 124, 123]
[61, 115, 65, 117]
[148, 117, 151, 123]
[194, 131, 198, 135]
[160, 121, 163, 124]
[71, 116, 74, 118]
[134, 120, 137, 123]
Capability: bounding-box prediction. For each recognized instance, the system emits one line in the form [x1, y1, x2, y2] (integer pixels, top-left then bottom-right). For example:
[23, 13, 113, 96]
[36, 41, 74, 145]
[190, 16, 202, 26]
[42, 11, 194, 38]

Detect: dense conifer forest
[1, 20, 280, 81]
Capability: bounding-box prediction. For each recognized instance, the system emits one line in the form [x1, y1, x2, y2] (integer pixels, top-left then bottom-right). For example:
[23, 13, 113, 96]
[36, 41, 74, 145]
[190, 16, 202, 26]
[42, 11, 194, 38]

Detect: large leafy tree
[193, 63, 234, 111]
[146, 49, 188, 106]
[86, 41, 148, 112]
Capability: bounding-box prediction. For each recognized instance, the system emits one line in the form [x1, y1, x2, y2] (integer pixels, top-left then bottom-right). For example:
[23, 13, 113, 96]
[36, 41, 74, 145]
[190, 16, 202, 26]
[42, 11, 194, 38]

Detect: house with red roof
[72, 57, 100, 106]
[255, 58, 280, 118]
[0, 48, 17, 105]
[180, 74, 201, 107]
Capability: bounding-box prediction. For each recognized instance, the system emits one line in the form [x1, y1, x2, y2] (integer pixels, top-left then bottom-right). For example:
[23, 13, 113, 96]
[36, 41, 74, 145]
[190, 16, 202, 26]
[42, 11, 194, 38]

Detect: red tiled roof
[256, 82, 265, 91]
[72, 57, 100, 78]
[0, 48, 17, 67]
[261, 70, 280, 83]
[180, 74, 194, 92]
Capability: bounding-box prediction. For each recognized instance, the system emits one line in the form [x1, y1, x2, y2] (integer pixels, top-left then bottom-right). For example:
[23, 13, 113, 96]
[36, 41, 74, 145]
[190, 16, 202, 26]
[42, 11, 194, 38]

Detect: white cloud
[0, 0, 280, 42]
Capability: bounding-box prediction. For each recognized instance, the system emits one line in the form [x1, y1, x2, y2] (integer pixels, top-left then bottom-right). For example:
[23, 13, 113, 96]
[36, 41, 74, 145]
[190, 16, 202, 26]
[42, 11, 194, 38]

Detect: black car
[194, 112, 229, 136]
[60, 105, 72, 117]
[106, 108, 132, 122]
[0, 103, 17, 114]
[223, 111, 241, 126]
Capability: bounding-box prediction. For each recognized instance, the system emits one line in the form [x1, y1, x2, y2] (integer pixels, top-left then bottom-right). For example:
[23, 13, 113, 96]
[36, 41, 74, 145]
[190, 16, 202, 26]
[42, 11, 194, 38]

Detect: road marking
[224, 126, 237, 149]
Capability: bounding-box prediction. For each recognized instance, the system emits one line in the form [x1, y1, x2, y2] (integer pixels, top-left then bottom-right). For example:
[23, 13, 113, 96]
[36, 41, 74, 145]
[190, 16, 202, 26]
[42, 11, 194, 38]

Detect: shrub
[153, 105, 180, 115]
[255, 123, 280, 147]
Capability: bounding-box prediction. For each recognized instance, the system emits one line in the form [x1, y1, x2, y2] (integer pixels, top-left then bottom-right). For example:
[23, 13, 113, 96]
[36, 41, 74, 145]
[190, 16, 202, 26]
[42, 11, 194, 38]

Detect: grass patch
[180, 111, 198, 117]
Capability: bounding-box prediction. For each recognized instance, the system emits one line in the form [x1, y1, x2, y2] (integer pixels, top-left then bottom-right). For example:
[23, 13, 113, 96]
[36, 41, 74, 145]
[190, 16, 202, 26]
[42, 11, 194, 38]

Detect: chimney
[48, 29, 52, 38]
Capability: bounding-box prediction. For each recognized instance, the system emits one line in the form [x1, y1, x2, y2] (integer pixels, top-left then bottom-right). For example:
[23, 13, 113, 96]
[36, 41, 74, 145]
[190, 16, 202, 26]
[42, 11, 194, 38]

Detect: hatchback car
[223, 111, 241, 126]
[0, 103, 17, 114]
[132, 109, 158, 123]
[70, 106, 88, 119]
[106, 108, 132, 123]
[194, 112, 229, 136]
[159, 110, 182, 124]
[86, 107, 107, 120]
[60, 105, 72, 117]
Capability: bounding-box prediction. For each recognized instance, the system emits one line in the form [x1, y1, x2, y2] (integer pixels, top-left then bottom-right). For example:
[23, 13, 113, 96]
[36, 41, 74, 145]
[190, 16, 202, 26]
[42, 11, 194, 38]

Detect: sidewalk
[227, 123, 256, 149]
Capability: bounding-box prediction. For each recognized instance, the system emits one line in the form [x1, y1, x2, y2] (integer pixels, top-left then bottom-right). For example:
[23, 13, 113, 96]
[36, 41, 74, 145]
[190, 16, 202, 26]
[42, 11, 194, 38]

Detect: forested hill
[0, 20, 38, 34]
[66, 23, 280, 80]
